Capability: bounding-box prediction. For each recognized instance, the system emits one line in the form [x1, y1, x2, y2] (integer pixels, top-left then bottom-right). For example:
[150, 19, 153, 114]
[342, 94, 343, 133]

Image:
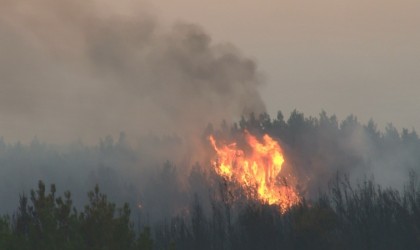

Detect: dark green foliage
[234, 203, 284, 250]
[80, 184, 134, 250]
[0, 181, 150, 250]
[151, 175, 420, 250]
[289, 199, 337, 250]
[2, 176, 420, 249]
[2, 110, 420, 249]
[0, 216, 12, 249]
[137, 226, 153, 250]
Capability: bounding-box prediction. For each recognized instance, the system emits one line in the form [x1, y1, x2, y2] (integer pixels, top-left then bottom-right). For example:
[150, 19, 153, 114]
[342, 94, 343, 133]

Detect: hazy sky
[152, 0, 420, 130]
[1, 0, 420, 143]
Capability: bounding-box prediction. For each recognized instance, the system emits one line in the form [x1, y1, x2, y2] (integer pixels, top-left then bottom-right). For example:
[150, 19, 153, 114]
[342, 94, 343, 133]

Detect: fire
[209, 131, 300, 213]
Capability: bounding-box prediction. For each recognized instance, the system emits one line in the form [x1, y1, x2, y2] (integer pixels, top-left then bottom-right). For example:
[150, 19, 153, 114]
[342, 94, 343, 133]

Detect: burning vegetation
[209, 131, 300, 213]
[2, 112, 420, 249]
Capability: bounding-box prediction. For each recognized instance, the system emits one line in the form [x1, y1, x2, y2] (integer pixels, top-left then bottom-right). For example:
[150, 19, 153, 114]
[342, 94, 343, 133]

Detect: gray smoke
[0, 0, 265, 144]
[0, 0, 267, 221]
[1, 0, 417, 224]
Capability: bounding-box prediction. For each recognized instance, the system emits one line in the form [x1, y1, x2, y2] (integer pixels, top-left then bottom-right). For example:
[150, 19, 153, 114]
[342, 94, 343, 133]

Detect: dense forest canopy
[1, 1, 419, 249]
[0, 111, 420, 211]
[1, 110, 420, 249]
[1, 110, 419, 213]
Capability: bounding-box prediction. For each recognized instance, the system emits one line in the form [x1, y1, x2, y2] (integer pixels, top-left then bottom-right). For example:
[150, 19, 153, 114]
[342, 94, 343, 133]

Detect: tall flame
[209, 131, 300, 212]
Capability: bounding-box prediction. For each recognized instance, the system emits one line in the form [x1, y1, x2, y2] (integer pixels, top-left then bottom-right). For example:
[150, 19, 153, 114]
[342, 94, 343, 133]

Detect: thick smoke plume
[0, 0, 265, 144]
[0, 0, 266, 221]
[1, 0, 419, 227]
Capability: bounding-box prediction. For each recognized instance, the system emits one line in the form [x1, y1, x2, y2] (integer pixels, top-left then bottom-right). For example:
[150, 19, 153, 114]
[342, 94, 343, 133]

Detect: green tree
[137, 226, 154, 250]
[80, 184, 135, 250]
[0, 216, 12, 249]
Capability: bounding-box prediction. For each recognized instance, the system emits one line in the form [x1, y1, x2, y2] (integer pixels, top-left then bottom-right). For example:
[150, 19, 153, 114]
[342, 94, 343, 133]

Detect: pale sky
[1, 0, 420, 143]
[152, 0, 420, 130]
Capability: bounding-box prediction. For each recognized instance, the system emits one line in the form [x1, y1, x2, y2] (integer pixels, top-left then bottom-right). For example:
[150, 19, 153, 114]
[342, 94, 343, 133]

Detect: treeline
[1, 110, 420, 249]
[2, 174, 420, 249]
[206, 111, 420, 196]
[152, 173, 420, 250]
[0, 181, 153, 250]
[1, 110, 419, 215]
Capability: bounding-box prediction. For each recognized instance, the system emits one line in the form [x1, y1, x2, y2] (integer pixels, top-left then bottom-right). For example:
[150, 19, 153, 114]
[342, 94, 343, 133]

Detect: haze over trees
[1, 110, 420, 249]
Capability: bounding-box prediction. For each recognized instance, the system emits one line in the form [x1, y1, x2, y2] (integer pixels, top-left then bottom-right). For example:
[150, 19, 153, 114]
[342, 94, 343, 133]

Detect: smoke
[0, 0, 265, 144]
[0, 0, 419, 224]
[0, 0, 267, 222]
[278, 112, 420, 195]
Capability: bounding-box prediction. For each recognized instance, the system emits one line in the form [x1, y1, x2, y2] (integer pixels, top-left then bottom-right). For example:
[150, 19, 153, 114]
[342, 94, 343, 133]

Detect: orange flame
[209, 131, 300, 213]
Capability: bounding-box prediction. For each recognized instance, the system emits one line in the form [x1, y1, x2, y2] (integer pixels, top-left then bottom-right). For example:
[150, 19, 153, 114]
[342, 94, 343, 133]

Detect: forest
[1, 110, 420, 249]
